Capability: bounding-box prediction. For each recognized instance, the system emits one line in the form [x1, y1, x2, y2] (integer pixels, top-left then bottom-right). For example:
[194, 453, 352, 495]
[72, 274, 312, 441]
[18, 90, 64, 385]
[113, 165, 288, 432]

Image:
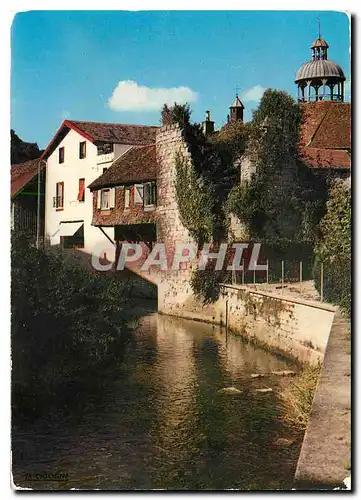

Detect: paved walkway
[294, 310, 351, 489]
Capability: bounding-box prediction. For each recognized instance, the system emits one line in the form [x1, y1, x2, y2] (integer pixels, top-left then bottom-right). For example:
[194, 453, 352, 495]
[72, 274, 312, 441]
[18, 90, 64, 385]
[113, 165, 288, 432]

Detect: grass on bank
[278, 364, 321, 430]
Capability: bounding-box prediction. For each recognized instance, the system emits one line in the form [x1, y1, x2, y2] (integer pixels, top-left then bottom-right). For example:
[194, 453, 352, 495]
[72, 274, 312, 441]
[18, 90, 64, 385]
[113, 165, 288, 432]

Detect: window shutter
[97, 191, 101, 209]
[125, 188, 130, 208]
[135, 184, 144, 204]
[109, 188, 116, 208]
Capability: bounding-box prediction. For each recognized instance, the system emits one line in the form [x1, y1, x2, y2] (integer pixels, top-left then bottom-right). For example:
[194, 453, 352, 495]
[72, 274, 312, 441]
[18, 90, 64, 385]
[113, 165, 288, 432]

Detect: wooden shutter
[97, 190, 101, 209]
[134, 184, 144, 204]
[77, 178, 85, 201]
[109, 188, 116, 208]
[125, 188, 130, 208]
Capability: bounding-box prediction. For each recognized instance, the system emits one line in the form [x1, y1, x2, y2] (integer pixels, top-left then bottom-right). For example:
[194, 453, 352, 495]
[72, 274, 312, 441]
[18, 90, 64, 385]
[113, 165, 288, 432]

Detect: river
[12, 309, 304, 490]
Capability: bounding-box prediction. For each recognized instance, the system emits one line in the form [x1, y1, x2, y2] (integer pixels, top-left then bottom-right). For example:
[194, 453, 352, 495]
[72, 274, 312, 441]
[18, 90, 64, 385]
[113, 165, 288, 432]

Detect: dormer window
[97, 142, 114, 155]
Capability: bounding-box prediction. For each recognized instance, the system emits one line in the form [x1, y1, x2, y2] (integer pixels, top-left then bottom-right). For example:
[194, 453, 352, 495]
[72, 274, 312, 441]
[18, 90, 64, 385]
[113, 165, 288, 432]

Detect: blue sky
[11, 10, 350, 149]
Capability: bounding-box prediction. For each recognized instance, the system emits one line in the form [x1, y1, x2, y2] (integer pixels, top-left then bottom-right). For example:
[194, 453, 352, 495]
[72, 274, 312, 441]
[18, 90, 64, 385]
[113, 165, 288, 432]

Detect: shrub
[313, 179, 351, 316]
[11, 233, 134, 418]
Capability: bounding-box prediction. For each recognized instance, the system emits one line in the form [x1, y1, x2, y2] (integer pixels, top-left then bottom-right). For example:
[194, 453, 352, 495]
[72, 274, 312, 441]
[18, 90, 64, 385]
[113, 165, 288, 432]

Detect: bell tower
[229, 94, 244, 122]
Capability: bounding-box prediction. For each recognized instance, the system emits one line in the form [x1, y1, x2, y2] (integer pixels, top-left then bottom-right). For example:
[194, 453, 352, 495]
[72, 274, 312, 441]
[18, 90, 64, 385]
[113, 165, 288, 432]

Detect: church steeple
[229, 94, 244, 122]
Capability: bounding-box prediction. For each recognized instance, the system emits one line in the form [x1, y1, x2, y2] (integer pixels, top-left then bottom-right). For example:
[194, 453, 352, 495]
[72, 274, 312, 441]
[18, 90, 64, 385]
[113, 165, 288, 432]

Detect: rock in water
[271, 370, 296, 377]
[218, 387, 242, 394]
[273, 438, 295, 447]
[254, 388, 273, 393]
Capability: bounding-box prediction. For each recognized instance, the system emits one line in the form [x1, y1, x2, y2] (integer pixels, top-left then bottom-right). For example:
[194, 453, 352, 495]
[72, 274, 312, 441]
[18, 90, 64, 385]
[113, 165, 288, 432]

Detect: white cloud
[241, 85, 266, 103]
[344, 79, 351, 100]
[107, 80, 198, 112]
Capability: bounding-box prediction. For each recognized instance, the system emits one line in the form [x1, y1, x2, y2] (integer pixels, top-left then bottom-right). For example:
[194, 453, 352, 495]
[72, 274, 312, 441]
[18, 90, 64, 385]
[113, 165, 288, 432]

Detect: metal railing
[229, 259, 325, 302]
[53, 196, 64, 209]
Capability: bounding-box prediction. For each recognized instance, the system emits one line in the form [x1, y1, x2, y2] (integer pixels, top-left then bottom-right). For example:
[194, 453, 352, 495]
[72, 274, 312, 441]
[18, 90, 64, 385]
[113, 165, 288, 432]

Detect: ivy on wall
[174, 151, 214, 246]
[226, 89, 328, 248]
[313, 179, 351, 316]
[165, 102, 247, 246]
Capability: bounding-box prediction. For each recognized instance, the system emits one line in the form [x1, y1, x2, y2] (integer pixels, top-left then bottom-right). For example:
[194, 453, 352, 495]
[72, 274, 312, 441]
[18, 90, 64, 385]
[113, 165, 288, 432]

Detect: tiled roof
[67, 120, 158, 145]
[88, 145, 157, 190]
[41, 120, 159, 160]
[300, 147, 350, 169]
[11, 159, 43, 197]
[300, 102, 351, 170]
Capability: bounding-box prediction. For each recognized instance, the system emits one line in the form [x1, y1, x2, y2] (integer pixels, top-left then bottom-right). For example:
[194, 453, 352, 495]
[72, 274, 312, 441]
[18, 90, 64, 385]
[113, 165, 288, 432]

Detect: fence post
[242, 259, 245, 285]
[232, 267, 236, 285]
[320, 262, 324, 302]
[253, 268, 256, 284]
[300, 261, 303, 294]
[266, 260, 269, 284]
[281, 260, 284, 293]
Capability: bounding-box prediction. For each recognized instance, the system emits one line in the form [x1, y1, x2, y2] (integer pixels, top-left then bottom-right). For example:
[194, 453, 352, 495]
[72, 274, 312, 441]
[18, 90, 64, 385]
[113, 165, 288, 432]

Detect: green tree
[313, 179, 351, 315]
[227, 89, 327, 246]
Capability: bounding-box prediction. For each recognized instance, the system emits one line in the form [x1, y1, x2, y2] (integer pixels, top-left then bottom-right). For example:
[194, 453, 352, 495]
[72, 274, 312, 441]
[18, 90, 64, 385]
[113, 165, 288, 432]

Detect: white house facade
[43, 120, 158, 257]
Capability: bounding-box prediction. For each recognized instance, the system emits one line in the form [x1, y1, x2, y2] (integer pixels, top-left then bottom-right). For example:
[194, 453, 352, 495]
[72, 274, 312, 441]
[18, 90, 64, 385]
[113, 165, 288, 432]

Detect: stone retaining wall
[158, 281, 336, 365]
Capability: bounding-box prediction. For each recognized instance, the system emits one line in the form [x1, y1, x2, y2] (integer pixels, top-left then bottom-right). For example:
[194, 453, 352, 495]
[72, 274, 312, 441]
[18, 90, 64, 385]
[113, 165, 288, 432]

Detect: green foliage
[313, 180, 351, 315]
[190, 265, 231, 304]
[279, 363, 321, 430]
[11, 233, 134, 418]
[227, 89, 327, 245]
[169, 103, 247, 248]
[161, 102, 191, 127]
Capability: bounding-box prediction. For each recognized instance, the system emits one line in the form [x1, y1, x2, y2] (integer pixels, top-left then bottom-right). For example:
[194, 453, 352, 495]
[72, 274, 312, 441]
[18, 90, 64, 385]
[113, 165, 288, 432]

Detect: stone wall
[159, 282, 335, 365]
[156, 124, 198, 307]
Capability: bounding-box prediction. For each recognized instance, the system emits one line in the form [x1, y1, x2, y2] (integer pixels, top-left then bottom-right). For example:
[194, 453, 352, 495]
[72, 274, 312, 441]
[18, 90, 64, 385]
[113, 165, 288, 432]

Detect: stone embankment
[294, 310, 351, 489]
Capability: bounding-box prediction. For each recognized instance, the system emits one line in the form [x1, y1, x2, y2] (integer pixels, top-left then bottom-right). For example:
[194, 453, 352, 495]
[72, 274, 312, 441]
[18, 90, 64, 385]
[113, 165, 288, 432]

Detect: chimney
[202, 110, 215, 136]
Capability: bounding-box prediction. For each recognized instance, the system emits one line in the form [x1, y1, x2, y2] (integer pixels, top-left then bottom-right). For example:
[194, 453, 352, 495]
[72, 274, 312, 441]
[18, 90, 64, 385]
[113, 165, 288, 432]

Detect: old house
[88, 144, 157, 270]
[11, 158, 45, 239]
[42, 119, 158, 254]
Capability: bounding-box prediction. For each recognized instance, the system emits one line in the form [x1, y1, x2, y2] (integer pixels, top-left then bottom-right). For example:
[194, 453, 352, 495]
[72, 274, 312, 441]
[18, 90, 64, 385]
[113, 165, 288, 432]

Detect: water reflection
[12, 313, 303, 490]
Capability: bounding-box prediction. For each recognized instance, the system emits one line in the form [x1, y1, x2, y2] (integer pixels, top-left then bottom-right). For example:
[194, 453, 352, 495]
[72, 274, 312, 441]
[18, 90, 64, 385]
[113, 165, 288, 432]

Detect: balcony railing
[298, 94, 344, 103]
[53, 196, 64, 209]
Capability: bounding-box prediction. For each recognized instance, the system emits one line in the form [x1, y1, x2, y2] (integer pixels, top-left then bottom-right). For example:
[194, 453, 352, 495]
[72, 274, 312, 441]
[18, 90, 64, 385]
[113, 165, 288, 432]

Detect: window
[59, 147, 65, 164]
[98, 188, 115, 210]
[144, 182, 157, 207]
[100, 189, 110, 210]
[77, 178, 85, 202]
[103, 167, 108, 174]
[53, 182, 64, 209]
[124, 187, 131, 208]
[134, 184, 144, 205]
[79, 141, 86, 159]
[97, 142, 114, 155]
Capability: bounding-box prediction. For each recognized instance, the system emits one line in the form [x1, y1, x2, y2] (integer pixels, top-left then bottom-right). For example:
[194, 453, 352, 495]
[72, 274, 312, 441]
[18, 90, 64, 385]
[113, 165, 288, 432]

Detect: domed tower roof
[295, 26, 346, 103]
[295, 60, 345, 83]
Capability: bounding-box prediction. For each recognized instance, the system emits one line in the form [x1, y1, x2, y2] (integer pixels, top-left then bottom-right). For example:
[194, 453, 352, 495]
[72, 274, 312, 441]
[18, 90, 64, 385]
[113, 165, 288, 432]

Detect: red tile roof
[41, 120, 158, 160]
[67, 120, 158, 145]
[300, 102, 351, 170]
[11, 159, 43, 197]
[299, 147, 350, 169]
[88, 145, 156, 190]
